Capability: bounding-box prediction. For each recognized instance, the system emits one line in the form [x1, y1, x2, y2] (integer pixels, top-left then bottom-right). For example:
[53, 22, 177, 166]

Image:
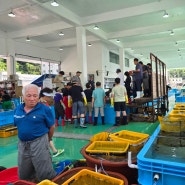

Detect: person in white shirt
[116, 69, 124, 86]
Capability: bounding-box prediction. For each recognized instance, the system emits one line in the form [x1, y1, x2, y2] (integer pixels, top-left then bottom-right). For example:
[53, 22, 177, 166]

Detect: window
[109, 52, 119, 64]
[125, 58, 129, 67]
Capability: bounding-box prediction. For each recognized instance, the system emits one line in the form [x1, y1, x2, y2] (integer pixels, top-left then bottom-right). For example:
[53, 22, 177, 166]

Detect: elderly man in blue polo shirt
[14, 84, 56, 182]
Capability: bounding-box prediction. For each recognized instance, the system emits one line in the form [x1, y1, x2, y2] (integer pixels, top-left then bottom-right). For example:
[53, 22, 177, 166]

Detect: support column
[76, 26, 87, 88]
[6, 38, 16, 76]
[119, 48, 125, 72]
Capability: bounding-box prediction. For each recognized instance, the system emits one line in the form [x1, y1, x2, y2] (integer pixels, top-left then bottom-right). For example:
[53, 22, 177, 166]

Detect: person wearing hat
[68, 80, 87, 128]
[116, 69, 124, 86]
[39, 87, 65, 157]
[71, 71, 82, 86]
[53, 71, 65, 91]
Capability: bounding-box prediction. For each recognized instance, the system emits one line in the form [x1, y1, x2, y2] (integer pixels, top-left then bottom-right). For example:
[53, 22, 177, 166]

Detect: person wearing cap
[39, 87, 65, 157]
[53, 71, 65, 91]
[71, 71, 82, 86]
[116, 69, 124, 86]
[68, 80, 87, 128]
[14, 84, 57, 182]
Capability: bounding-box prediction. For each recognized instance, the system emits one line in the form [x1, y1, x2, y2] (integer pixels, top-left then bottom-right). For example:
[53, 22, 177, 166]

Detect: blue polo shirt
[14, 103, 54, 141]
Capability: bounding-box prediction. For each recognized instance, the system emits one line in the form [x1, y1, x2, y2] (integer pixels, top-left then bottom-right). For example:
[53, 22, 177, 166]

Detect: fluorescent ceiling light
[170, 30, 174, 36]
[26, 36, 31, 42]
[51, 0, 59, 7]
[59, 32, 64, 36]
[8, 11, 16, 17]
[93, 25, 99, 30]
[163, 11, 169, 18]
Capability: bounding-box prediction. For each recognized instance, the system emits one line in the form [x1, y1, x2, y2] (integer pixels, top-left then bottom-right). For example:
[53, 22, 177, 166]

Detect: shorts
[72, 101, 85, 116]
[114, 102, 126, 112]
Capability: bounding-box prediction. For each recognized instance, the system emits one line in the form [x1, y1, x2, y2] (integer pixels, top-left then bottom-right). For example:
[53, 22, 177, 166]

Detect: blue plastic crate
[0, 110, 14, 126]
[137, 126, 185, 185]
[176, 96, 185, 102]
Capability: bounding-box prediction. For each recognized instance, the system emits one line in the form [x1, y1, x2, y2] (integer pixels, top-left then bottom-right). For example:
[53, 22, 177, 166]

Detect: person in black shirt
[139, 61, 149, 97]
[124, 71, 132, 99]
[68, 80, 87, 128]
[84, 83, 93, 123]
[88, 76, 95, 90]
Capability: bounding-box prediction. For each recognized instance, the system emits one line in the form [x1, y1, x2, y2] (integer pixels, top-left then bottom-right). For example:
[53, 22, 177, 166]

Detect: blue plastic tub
[0, 110, 14, 126]
[137, 125, 185, 185]
[176, 96, 185, 102]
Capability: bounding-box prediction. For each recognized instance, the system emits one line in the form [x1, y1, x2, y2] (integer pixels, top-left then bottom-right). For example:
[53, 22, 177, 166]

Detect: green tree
[0, 58, 7, 71]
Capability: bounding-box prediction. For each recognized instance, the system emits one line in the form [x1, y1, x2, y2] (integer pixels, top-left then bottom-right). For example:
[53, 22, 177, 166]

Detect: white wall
[14, 42, 61, 62]
[0, 37, 8, 56]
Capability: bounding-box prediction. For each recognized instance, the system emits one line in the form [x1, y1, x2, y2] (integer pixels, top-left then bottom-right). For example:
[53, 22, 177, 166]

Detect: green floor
[0, 121, 159, 168]
[0, 95, 175, 169]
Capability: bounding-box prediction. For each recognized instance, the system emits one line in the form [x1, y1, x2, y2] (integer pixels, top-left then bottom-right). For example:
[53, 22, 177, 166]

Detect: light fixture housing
[59, 47, 63, 51]
[26, 36, 31, 42]
[51, 0, 59, 7]
[93, 25, 99, 30]
[116, 39, 120, 43]
[59, 32, 64, 36]
[163, 11, 169, 18]
[88, 43, 92, 47]
[170, 30, 174, 36]
[8, 11, 16, 17]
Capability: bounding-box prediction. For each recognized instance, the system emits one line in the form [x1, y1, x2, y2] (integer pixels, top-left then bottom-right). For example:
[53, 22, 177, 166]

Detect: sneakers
[52, 149, 64, 157]
[80, 124, 87, 128]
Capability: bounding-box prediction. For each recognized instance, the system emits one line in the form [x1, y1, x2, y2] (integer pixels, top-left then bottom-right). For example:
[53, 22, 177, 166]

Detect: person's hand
[125, 96, 128, 103]
[110, 98, 114, 107]
[84, 97, 87, 106]
[68, 97, 72, 107]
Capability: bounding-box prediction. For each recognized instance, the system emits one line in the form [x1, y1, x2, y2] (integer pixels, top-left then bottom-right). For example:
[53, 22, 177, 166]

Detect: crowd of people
[13, 59, 152, 182]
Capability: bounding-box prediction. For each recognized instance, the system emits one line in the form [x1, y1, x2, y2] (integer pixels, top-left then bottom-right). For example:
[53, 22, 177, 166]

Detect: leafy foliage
[0, 59, 41, 75]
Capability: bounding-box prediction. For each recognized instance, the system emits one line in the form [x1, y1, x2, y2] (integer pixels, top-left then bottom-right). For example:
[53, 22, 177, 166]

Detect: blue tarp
[31, 74, 56, 87]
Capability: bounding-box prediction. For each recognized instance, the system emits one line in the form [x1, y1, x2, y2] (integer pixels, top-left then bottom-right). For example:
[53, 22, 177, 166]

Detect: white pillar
[6, 38, 16, 76]
[119, 48, 125, 72]
[76, 26, 87, 88]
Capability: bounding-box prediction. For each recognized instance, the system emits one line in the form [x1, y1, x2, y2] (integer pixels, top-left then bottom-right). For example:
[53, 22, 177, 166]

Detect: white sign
[43, 78, 53, 89]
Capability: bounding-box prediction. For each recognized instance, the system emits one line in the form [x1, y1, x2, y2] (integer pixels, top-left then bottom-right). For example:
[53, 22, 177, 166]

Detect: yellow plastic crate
[62, 169, 124, 185]
[173, 107, 185, 110]
[158, 116, 185, 132]
[109, 130, 149, 153]
[86, 141, 129, 156]
[37, 180, 58, 185]
[168, 110, 185, 117]
[0, 125, 18, 138]
[174, 103, 185, 108]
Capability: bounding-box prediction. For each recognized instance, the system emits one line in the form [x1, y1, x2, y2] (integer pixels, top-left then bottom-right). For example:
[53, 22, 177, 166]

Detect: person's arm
[53, 75, 58, 83]
[81, 91, 87, 105]
[92, 97, 94, 107]
[48, 125, 55, 141]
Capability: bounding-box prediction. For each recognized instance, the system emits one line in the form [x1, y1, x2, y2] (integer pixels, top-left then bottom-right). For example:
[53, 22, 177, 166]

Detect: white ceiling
[0, 0, 185, 68]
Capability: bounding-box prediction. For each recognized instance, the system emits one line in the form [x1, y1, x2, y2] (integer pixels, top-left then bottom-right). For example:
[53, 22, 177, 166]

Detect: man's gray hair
[22, 84, 40, 96]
